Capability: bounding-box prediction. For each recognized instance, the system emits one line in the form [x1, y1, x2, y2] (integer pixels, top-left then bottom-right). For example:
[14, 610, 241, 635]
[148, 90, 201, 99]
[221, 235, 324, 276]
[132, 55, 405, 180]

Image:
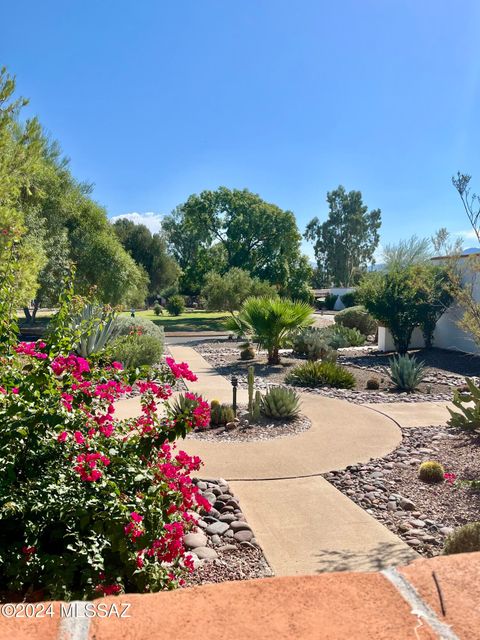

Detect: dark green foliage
[418, 461, 445, 483]
[334, 305, 377, 336]
[340, 291, 357, 307]
[202, 267, 277, 314]
[153, 303, 163, 316]
[292, 328, 334, 361]
[444, 523, 480, 555]
[286, 361, 355, 389]
[305, 186, 381, 287]
[324, 293, 338, 310]
[389, 354, 425, 391]
[166, 295, 186, 316]
[448, 378, 480, 432]
[261, 387, 300, 419]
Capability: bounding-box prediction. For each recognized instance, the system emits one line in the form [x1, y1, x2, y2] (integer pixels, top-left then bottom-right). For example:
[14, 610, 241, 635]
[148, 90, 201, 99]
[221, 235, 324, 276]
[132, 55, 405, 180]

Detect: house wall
[329, 287, 355, 310]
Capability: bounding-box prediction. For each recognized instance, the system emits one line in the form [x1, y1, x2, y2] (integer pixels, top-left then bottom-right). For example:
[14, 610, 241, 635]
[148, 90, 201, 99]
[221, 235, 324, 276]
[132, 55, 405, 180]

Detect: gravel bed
[324, 426, 480, 556]
[183, 478, 272, 586]
[193, 341, 454, 404]
[188, 404, 311, 442]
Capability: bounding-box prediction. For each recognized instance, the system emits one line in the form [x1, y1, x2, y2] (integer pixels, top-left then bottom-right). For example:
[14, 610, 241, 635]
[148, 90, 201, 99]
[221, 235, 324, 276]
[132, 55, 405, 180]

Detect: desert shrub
[292, 328, 334, 361]
[110, 333, 163, 370]
[320, 324, 365, 349]
[114, 316, 165, 342]
[286, 361, 355, 389]
[0, 274, 210, 600]
[166, 295, 186, 316]
[418, 461, 445, 483]
[71, 303, 117, 357]
[444, 522, 480, 555]
[448, 378, 480, 432]
[226, 296, 313, 364]
[153, 303, 163, 316]
[261, 387, 300, 419]
[324, 293, 338, 310]
[366, 377, 380, 390]
[340, 291, 357, 308]
[334, 305, 377, 336]
[389, 354, 425, 391]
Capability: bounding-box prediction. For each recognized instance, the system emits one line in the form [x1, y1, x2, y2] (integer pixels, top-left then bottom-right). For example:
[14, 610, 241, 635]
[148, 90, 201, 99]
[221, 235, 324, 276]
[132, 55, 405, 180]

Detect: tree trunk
[31, 300, 39, 324]
[23, 307, 32, 324]
[268, 346, 280, 365]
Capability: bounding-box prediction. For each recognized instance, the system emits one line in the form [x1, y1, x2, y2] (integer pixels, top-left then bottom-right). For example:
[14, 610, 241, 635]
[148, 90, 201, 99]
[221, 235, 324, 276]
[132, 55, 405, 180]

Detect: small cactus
[366, 377, 380, 390]
[247, 366, 255, 415]
[210, 400, 222, 426]
[252, 389, 262, 422]
[418, 461, 445, 483]
[261, 387, 300, 420]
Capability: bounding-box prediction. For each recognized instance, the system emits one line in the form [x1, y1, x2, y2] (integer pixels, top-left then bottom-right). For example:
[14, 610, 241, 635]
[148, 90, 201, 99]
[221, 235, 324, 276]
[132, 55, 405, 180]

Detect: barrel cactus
[261, 387, 300, 420]
[418, 461, 445, 483]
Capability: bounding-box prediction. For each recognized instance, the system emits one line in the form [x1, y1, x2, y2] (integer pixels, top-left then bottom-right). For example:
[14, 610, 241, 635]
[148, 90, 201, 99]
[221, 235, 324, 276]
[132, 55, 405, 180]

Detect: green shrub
[114, 316, 165, 342]
[292, 327, 334, 361]
[110, 333, 163, 369]
[153, 303, 163, 316]
[444, 522, 480, 555]
[324, 293, 338, 310]
[166, 295, 186, 316]
[366, 377, 380, 390]
[320, 324, 365, 349]
[334, 305, 377, 336]
[389, 354, 425, 391]
[448, 378, 480, 432]
[286, 361, 355, 389]
[261, 387, 300, 419]
[340, 291, 357, 308]
[418, 461, 445, 483]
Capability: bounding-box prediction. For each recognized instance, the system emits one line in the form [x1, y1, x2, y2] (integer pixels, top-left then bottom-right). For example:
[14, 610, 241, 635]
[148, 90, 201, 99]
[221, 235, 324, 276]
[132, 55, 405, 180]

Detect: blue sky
[3, 0, 480, 257]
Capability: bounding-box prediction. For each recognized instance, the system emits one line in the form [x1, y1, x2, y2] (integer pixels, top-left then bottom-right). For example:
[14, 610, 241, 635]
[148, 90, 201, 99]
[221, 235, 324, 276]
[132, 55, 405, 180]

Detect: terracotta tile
[400, 551, 480, 640]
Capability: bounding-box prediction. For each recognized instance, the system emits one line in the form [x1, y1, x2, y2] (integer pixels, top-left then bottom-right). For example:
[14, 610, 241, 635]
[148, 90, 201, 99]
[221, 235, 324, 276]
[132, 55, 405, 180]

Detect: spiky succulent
[389, 354, 425, 391]
[261, 387, 300, 420]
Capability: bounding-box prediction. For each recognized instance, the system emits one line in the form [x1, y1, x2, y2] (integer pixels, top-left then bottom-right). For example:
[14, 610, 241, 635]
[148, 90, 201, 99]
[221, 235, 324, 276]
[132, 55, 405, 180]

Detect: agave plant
[261, 387, 300, 419]
[389, 354, 425, 392]
[71, 304, 117, 358]
[226, 297, 313, 364]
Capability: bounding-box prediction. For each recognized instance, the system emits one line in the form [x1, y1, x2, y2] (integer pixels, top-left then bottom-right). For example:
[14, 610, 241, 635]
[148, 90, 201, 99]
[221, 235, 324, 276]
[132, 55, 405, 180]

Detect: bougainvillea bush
[0, 272, 210, 600]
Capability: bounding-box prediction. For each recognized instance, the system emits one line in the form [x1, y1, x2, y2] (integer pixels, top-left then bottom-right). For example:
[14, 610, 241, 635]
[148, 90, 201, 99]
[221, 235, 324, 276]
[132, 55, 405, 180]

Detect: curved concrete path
[116, 346, 422, 575]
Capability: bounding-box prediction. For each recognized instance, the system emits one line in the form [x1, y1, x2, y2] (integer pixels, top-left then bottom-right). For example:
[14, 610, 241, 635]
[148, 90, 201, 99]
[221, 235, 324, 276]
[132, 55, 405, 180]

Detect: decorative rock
[196, 481, 207, 491]
[440, 526, 454, 536]
[183, 532, 208, 549]
[206, 521, 230, 536]
[399, 497, 416, 511]
[217, 544, 237, 552]
[230, 521, 252, 532]
[219, 514, 236, 523]
[225, 421, 237, 431]
[210, 534, 221, 546]
[234, 529, 254, 543]
[194, 546, 218, 560]
[224, 530, 234, 538]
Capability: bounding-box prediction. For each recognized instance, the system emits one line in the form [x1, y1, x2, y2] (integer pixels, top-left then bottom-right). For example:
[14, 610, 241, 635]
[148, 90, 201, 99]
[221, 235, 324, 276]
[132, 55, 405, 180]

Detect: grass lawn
[122, 309, 231, 333]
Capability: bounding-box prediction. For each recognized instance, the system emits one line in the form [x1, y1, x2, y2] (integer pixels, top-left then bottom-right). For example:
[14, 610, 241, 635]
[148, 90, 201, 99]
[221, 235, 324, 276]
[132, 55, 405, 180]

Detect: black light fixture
[231, 375, 238, 415]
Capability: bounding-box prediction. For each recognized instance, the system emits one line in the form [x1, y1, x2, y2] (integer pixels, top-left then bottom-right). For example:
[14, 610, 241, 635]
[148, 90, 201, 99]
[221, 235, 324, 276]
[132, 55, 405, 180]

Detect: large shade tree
[163, 187, 311, 296]
[305, 185, 381, 287]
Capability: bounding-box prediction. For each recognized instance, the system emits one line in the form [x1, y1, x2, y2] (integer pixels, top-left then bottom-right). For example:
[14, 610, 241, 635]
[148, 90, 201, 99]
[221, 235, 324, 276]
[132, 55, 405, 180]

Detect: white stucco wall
[329, 287, 355, 310]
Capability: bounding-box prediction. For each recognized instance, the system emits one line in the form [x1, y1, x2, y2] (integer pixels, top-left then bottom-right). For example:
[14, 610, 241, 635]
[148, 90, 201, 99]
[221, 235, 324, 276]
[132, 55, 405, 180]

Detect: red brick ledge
[3, 552, 478, 640]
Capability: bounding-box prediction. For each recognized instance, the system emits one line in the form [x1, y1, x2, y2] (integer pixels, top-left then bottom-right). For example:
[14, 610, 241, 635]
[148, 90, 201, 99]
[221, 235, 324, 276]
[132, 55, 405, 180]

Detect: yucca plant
[448, 377, 480, 432]
[261, 387, 300, 419]
[389, 354, 425, 391]
[226, 296, 313, 364]
[285, 360, 355, 389]
[71, 304, 117, 358]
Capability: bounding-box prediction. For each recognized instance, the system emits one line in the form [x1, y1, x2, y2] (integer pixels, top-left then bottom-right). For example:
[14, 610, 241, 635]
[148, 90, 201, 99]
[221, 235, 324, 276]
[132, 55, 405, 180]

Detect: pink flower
[74, 431, 85, 444]
[166, 357, 197, 382]
[11, 388, 19, 394]
[444, 472, 457, 484]
[57, 431, 68, 443]
[131, 511, 143, 523]
[111, 361, 123, 370]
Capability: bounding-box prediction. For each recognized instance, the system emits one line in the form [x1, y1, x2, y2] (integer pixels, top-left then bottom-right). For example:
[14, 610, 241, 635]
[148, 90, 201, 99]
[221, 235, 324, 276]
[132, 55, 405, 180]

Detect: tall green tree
[112, 219, 180, 300]
[163, 187, 309, 295]
[201, 267, 277, 314]
[305, 186, 381, 286]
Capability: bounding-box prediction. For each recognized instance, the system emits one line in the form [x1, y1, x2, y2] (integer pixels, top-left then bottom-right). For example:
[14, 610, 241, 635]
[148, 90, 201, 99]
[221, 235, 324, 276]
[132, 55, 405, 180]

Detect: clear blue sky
[3, 0, 480, 256]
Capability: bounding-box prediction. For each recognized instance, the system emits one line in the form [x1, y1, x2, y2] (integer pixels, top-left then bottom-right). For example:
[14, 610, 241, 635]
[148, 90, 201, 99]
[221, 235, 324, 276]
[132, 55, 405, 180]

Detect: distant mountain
[461, 247, 480, 255]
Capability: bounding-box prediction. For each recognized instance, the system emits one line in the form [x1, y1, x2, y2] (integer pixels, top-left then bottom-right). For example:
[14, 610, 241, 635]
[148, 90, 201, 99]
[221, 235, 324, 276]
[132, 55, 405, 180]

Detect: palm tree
[226, 297, 314, 364]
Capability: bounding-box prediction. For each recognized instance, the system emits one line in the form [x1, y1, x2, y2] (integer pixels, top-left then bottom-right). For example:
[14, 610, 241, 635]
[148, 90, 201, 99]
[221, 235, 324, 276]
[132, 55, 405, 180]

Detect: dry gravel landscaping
[325, 426, 480, 557]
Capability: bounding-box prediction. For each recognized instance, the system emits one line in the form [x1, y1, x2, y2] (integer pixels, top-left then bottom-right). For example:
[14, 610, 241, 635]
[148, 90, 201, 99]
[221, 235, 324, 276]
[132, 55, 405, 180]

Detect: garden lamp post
[231, 375, 238, 415]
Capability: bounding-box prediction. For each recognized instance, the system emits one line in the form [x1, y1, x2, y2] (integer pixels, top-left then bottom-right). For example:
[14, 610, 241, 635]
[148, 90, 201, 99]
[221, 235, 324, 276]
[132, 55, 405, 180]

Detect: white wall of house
[329, 287, 355, 310]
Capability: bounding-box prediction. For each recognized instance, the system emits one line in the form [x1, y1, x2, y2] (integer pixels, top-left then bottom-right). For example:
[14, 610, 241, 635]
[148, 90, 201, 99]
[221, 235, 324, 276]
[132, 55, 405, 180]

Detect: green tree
[305, 186, 381, 286]
[112, 218, 180, 300]
[163, 187, 308, 295]
[202, 267, 277, 314]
